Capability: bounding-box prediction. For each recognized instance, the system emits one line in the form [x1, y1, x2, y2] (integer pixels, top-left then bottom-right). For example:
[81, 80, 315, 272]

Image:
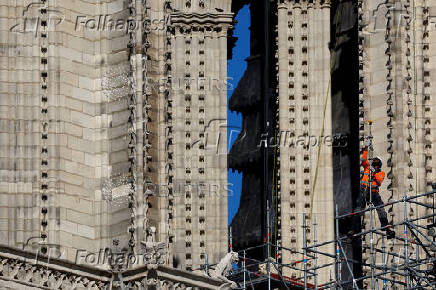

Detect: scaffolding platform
[211, 184, 436, 289]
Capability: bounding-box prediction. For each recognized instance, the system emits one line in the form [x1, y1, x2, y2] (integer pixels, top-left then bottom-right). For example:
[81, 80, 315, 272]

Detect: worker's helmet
[373, 156, 383, 167]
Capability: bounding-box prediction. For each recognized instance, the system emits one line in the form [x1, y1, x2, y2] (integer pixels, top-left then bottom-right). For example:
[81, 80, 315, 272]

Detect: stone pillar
[359, 0, 435, 286]
[168, 3, 232, 269]
[1, 0, 136, 262]
[0, 0, 232, 272]
[276, 0, 334, 283]
[0, 0, 42, 248]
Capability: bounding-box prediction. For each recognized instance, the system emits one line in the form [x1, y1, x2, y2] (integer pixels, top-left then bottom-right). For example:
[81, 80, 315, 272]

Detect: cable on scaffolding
[309, 0, 343, 219]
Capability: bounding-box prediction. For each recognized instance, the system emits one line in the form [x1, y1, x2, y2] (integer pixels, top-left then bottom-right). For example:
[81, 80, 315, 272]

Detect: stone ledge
[0, 245, 227, 289]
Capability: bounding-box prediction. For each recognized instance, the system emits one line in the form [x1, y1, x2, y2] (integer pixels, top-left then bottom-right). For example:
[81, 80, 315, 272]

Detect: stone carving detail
[0, 257, 107, 289]
[118, 272, 198, 290]
[422, 0, 433, 217]
[127, 0, 139, 254]
[141, 227, 167, 266]
[114, 273, 205, 290]
[209, 251, 238, 288]
[39, 0, 49, 256]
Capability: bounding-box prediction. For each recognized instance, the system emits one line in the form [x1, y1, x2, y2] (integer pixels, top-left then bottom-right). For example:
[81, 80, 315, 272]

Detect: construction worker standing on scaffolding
[355, 137, 396, 239]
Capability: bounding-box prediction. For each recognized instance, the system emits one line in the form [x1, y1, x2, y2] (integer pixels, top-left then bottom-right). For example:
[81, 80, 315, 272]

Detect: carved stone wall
[0, 245, 225, 289]
[0, 0, 231, 272]
[358, 0, 435, 286]
[167, 3, 232, 269]
[0, 0, 134, 259]
[276, 0, 334, 283]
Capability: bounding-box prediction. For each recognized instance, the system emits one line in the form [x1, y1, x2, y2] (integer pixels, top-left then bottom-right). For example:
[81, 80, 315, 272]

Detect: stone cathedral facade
[230, 0, 435, 287]
[1, 0, 436, 288]
[1, 0, 230, 285]
[276, 0, 335, 282]
[356, 0, 436, 286]
[274, 0, 436, 285]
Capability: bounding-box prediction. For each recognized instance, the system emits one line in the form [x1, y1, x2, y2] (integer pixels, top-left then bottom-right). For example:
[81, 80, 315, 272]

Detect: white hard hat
[374, 156, 383, 166]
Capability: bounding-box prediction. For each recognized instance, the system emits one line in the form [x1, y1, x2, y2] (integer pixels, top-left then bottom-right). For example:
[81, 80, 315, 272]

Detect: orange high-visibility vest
[361, 148, 385, 192]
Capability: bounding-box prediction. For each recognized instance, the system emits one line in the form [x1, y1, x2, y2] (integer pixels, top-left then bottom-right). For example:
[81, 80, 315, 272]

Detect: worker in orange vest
[355, 140, 395, 239]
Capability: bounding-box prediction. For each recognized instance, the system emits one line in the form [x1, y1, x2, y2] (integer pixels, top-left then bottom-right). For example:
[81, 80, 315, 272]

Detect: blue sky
[227, 5, 250, 224]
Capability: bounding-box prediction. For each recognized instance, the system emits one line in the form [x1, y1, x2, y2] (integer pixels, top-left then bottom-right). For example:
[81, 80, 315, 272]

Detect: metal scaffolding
[219, 184, 436, 289]
[310, 186, 436, 289]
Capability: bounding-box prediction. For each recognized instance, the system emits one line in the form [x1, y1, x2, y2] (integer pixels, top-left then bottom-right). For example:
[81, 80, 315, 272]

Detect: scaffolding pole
[368, 120, 375, 290]
[335, 205, 342, 288]
[303, 213, 308, 289]
[313, 215, 318, 290]
[404, 190, 411, 289]
[267, 201, 271, 290]
[222, 186, 436, 289]
[243, 250, 246, 290]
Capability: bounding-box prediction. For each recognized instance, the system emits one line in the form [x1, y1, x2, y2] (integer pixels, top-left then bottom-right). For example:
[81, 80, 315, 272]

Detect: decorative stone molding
[2, 0, 228, 281]
[39, 0, 50, 256]
[170, 12, 234, 27]
[276, 0, 334, 283]
[0, 247, 110, 289]
[0, 245, 226, 289]
[141, 227, 167, 266]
